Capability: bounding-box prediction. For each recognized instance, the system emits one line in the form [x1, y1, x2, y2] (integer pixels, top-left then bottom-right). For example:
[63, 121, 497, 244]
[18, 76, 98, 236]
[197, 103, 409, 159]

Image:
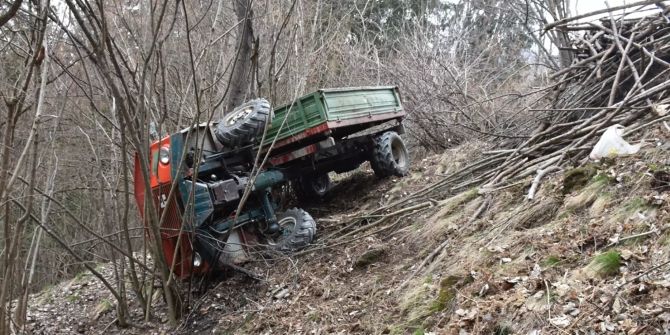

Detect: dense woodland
[3, 0, 668, 333]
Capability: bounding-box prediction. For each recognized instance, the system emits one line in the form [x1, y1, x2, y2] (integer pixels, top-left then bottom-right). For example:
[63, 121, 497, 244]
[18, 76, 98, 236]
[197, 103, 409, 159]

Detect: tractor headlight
[159, 146, 170, 164]
[193, 252, 202, 267]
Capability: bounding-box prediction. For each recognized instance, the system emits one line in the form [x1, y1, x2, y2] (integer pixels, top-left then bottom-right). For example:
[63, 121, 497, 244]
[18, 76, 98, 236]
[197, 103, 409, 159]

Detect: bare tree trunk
[118, 101, 147, 312]
[0, 6, 49, 328]
[225, 0, 256, 112]
[14, 128, 59, 330]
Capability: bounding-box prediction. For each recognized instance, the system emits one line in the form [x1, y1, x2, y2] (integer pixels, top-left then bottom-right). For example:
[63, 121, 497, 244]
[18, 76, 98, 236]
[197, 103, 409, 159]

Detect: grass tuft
[586, 251, 621, 277]
[543, 256, 562, 268]
[494, 325, 513, 335]
[564, 176, 610, 211]
[621, 197, 649, 215]
[421, 189, 479, 239]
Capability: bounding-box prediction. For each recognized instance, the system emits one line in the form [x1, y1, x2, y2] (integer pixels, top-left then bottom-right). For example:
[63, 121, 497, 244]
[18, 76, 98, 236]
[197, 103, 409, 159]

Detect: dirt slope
[23, 127, 670, 334]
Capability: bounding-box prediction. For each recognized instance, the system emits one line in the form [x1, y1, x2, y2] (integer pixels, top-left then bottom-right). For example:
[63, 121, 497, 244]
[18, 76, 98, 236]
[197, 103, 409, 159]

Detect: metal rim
[266, 216, 296, 246]
[391, 137, 407, 168]
[224, 107, 253, 126]
[310, 174, 330, 195]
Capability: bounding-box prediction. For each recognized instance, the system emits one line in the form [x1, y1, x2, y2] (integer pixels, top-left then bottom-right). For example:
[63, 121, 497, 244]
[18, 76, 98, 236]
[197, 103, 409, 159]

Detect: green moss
[543, 256, 562, 268]
[587, 251, 621, 277]
[565, 175, 611, 211]
[430, 276, 459, 312]
[592, 173, 614, 184]
[354, 248, 386, 268]
[66, 294, 79, 302]
[397, 275, 462, 333]
[437, 188, 479, 210]
[412, 328, 426, 335]
[563, 165, 598, 194]
[74, 271, 90, 282]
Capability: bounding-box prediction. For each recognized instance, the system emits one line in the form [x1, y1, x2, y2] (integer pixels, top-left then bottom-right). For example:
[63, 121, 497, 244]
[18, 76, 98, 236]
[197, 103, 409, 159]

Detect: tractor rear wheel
[370, 131, 410, 178]
[267, 208, 316, 252]
[293, 173, 331, 202]
[215, 98, 272, 148]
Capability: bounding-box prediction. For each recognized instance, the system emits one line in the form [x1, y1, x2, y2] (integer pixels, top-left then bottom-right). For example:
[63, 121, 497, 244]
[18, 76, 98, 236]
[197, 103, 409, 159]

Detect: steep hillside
[23, 125, 670, 334]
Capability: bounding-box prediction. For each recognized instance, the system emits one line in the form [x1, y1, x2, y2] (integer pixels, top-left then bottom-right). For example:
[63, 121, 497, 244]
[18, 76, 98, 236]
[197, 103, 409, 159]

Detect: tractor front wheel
[267, 208, 316, 252]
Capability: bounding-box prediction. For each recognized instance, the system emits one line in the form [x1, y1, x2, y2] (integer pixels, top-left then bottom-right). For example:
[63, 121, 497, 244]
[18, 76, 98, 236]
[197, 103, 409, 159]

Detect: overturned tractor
[133, 87, 410, 278]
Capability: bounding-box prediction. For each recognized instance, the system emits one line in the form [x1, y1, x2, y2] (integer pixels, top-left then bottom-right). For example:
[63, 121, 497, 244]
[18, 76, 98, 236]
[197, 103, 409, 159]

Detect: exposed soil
[22, 128, 670, 334]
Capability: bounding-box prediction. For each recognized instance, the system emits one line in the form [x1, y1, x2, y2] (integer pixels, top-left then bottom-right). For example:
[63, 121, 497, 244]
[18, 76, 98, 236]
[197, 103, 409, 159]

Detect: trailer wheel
[268, 208, 316, 252]
[215, 98, 272, 147]
[293, 173, 331, 202]
[370, 131, 410, 177]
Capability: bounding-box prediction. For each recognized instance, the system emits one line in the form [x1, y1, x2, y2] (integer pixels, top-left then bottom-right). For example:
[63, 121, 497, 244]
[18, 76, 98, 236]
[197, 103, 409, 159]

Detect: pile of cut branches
[399, 4, 670, 202]
[304, 4, 670, 255]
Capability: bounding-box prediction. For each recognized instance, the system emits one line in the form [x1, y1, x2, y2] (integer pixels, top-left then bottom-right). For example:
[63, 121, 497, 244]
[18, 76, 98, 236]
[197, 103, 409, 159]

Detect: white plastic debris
[652, 103, 669, 116]
[589, 124, 641, 160]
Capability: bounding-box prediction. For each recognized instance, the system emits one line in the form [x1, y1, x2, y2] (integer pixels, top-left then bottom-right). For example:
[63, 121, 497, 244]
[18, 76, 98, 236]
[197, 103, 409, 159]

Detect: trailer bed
[262, 86, 404, 151]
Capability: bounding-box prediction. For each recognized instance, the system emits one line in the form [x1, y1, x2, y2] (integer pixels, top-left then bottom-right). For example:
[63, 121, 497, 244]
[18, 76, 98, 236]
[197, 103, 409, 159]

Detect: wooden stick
[544, 0, 666, 31]
[527, 166, 562, 200]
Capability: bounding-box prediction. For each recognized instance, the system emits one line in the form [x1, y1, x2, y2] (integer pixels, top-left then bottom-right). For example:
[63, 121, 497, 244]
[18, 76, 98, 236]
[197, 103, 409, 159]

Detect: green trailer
[241, 86, 409, 201]
[263, 86, 404, 147]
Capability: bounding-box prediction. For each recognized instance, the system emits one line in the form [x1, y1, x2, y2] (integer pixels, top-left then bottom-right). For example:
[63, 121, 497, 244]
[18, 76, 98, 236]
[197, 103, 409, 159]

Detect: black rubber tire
[215, 98, 272, 147]
[370, 131, 410, 178]
[268, 208, 317, 252]
[293, 173, 331, 202]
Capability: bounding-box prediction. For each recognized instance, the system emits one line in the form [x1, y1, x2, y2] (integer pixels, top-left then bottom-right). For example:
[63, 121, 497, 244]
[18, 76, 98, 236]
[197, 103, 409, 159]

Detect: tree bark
[225, 0, 256, 113]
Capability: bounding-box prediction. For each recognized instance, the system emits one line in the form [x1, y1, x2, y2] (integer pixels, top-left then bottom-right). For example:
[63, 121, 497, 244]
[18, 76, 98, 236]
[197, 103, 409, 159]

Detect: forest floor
[22, 124, 670, 334]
